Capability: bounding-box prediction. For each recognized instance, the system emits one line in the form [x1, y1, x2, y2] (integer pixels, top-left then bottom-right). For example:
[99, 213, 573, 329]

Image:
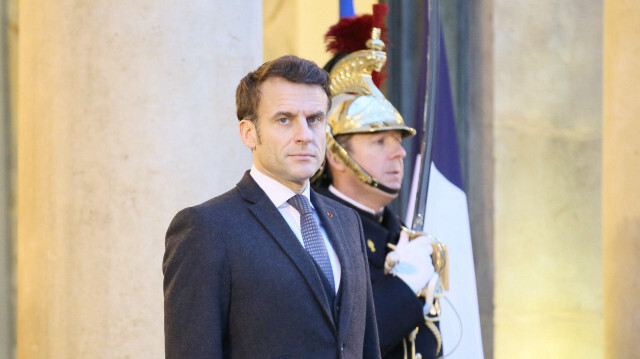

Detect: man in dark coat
[313, 20, 443, 359]
[163, 55, 381, 359]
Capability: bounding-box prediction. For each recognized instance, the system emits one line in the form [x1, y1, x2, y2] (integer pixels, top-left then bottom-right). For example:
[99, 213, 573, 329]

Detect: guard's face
[349, 130, 406, 191]
[240, 77, 328, 192]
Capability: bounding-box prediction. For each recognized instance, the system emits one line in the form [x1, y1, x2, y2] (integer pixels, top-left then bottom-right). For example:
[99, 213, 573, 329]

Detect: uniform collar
[328, 185, 383, 216]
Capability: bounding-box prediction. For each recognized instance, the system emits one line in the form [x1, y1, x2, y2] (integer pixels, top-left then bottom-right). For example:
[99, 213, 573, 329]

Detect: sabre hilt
[400, 226, 449, 290]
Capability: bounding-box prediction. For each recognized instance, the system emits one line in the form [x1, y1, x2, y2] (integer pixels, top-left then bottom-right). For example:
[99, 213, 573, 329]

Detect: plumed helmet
[326, 30, 416, 138]
[318, 5, 415, 194]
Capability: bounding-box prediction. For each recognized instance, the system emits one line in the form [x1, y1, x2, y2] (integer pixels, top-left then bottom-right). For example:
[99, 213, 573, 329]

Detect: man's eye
[278, 118, 289, 124]
[308, 116, 320, 124]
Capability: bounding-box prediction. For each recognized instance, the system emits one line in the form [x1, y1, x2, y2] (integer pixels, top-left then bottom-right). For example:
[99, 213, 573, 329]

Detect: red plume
[324, 4, 389, 55]
[372, 4, 388, 29]
[325, 15, 375, 54]
[324, 5, 390, 88]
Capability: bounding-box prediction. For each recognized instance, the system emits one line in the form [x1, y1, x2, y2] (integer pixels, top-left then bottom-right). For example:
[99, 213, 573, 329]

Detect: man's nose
[391, 140, 407, 158]
[293, 118, 313, 142]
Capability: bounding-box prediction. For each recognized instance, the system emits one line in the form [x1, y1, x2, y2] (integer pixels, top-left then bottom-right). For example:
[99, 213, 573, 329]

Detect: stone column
[1, 10, 12, 359]
[603, 1, 640, 357]
[1, 0, 19, 358]
[492, 1, 603, 358]
[463, 1, 496, 357]
[16, 1, 259, 358]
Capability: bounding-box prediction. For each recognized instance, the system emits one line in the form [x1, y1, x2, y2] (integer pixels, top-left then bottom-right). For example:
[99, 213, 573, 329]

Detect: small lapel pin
[327, 212, 333, 217]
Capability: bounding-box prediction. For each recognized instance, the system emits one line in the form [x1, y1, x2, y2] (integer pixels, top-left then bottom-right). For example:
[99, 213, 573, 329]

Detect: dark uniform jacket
[164, 172, 381, 359]
[316, 186, 441, 359]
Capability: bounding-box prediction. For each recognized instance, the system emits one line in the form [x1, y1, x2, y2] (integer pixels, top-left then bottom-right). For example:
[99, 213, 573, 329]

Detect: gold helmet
[325, 27, 416, 195]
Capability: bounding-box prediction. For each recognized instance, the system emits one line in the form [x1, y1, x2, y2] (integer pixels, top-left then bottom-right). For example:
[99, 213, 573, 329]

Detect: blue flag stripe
[432, 30, 464, 191]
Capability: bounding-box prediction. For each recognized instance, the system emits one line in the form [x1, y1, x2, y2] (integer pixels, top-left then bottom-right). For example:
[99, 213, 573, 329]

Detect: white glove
[385, 233, 435, 294]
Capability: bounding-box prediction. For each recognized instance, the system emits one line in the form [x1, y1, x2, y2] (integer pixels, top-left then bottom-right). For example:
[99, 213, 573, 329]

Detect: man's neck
[252, 164, 308, 194]
[250, 166, 311, 208]
[328, 185, 383, 215]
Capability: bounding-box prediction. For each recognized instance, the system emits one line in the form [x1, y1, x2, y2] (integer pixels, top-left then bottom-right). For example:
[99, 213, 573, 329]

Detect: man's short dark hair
[235, 55, 332, 124]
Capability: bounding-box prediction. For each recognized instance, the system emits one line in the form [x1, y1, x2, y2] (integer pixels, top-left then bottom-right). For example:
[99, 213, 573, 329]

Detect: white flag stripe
[425, 162, 484, 358]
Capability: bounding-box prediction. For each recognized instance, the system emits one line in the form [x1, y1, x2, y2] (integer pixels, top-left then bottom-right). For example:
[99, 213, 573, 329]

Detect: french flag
[406, 28, 485, 359]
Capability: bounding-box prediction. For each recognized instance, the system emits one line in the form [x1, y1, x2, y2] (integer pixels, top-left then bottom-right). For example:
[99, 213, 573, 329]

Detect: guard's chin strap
[367, 176, 401, 195]
[327, 130, 400, 196]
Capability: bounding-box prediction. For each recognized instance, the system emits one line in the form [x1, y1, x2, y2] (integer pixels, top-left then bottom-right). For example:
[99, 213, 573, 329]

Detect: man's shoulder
[199, 186, 240, 206]
[186, 171, 258, 213]
[180, 186, 245, 220]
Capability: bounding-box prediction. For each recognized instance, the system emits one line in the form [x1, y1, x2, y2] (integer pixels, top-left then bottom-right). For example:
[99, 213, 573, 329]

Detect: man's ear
[239, 119, 257, 149]
[326, 150, 346, 172]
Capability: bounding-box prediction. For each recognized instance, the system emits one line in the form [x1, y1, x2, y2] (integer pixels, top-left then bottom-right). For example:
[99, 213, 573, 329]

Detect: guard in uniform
[313, 5, 443, 359]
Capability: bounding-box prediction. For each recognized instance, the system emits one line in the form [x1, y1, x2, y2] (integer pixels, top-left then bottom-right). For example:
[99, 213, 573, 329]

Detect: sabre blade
[410, 0, 441, 232]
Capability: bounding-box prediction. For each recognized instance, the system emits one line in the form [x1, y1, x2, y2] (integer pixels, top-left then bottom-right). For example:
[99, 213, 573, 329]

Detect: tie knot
[288, 194, 313, 215]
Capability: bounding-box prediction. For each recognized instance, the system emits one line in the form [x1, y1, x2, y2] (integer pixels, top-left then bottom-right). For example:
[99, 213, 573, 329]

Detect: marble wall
[603, 1, 640, 357]
[16, 1, 259, 357]
[492, 1, 604, 357]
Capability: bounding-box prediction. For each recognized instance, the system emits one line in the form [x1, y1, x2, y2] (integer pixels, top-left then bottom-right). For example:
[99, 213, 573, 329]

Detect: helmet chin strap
[327, 130, 400, 196]
[366, 175, 401, 195]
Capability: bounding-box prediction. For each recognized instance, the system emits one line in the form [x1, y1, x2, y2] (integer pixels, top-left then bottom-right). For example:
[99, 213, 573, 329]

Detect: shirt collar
[250, 165, 312, 209]
[328, 185, 382, 215]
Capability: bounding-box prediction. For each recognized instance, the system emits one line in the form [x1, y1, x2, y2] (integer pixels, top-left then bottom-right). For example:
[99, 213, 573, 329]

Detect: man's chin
[379, 183, 402, 197]
[383, 181, 402, 191]
[288, 166, 320, 182]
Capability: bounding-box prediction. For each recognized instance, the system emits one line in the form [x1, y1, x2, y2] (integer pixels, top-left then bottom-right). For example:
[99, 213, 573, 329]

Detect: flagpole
[411, 0, 441, 231]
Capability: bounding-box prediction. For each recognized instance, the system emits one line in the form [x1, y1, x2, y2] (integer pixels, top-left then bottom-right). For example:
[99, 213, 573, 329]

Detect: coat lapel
[311, 192, 354, 339]
[236, 172, 336, 330]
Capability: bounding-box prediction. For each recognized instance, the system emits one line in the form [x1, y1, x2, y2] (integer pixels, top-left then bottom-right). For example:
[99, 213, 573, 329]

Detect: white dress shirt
[250, 166, 341, 293]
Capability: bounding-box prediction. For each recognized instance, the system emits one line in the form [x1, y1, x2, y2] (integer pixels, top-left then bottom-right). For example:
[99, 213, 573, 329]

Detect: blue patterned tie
[288, 194, 335, 291]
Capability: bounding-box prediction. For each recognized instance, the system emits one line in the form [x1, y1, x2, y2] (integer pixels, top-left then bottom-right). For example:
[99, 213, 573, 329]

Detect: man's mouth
[289, 153, 315, 159]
